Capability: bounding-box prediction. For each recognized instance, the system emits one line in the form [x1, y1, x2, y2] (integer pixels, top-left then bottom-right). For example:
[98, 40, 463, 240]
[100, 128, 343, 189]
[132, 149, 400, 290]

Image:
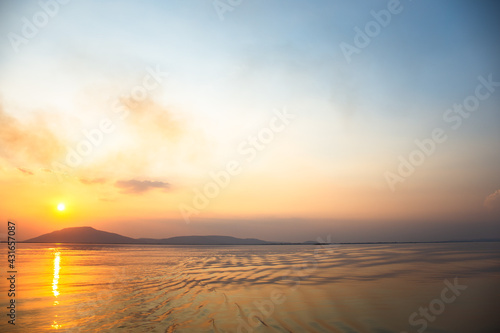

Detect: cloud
[115, 179, 170, 194]
[0, 104, 64, 167]
[484, 189, 500, 211]
[81, 98, 210, 179]
[17, 167, 34, 176]
[123, 98, 185, 141]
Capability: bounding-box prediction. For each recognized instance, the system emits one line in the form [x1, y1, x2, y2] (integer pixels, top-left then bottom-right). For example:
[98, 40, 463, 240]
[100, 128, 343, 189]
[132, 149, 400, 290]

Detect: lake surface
[1, 242, 499, 332]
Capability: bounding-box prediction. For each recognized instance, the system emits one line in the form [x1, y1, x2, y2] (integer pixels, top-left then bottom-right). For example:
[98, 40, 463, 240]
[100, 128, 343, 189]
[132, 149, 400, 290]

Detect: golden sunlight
[51, 251, 62, 329]
[57, 203, 66, 212]
[52, 251, 60, 298]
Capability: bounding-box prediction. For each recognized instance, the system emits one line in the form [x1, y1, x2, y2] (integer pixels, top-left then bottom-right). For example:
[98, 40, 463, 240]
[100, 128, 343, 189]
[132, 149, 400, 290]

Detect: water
[2, 242, 499, 332]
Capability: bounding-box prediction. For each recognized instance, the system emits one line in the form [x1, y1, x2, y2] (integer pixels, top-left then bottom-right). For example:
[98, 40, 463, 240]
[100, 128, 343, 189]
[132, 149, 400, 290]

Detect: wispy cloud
[17, 167, 34, 175]
[69, 97, 210, 180]
[115, 179, 170, 194]
[484, 189, 500, 211]
[0, 104, 64, 167]
[123, 98, 185, 142]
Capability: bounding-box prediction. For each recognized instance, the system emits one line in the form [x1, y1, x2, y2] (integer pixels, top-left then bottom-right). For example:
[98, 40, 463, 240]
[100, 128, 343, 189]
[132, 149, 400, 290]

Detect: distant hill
[24, 226, 136, 244]
[20, 227, 500, 245]
[24, 227, 273, 245]
[137, 235, 270, 245]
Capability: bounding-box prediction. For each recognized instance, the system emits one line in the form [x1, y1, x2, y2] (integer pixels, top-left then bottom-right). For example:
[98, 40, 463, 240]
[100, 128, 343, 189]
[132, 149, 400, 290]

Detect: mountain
[24, 226, 136, 244]
[24, 227, 272, 245]
[138, 235, 270, 245]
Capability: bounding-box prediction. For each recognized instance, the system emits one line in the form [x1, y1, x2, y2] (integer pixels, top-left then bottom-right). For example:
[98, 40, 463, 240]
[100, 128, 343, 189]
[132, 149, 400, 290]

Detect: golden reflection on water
[52, 251, 61, 298]
[12, 243, 499, 332]
[51, 250, 62, 329]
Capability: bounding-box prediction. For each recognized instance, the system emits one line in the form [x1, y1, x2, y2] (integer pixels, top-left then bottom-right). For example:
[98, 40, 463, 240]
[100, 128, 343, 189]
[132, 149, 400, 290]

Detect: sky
[0, 0, 499, 242]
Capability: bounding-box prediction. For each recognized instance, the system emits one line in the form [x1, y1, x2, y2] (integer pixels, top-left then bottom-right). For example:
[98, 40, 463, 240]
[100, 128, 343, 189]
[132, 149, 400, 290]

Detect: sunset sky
[1, 0, 499, 242]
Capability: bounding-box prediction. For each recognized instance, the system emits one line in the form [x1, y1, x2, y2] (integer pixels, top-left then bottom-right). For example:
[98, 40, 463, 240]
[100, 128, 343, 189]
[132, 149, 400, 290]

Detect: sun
[57, 203, 66, 212]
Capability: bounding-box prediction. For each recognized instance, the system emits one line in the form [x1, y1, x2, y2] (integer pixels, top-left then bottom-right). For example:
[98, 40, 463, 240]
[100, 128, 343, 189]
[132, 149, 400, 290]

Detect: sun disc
[57, 203, 65, 211]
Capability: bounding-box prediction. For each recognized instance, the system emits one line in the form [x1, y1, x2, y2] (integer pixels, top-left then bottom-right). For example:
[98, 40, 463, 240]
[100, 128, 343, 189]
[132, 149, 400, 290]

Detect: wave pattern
[4, 243, 500, 332]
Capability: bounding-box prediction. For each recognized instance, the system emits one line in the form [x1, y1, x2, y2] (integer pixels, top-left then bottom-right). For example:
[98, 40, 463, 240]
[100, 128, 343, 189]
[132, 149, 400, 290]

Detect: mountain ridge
[21, 226, 500, 245]
[23, 226, 275, 245]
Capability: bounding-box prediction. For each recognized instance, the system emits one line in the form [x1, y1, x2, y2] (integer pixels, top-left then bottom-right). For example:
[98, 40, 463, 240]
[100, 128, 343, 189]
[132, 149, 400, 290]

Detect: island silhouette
[23, 226, 276, 245]
[21, 226, 498, 245]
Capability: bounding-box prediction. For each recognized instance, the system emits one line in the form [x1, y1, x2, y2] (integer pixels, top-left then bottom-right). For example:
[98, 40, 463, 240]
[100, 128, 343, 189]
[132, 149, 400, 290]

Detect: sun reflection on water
[52, 251, 60, 298]
[51, 250, 62, 329]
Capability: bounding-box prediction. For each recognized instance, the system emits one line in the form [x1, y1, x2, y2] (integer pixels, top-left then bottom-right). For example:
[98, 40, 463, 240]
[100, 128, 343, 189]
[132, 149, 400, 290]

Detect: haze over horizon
[1, 0, 500, 243]
[21, 225, 500, 244]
